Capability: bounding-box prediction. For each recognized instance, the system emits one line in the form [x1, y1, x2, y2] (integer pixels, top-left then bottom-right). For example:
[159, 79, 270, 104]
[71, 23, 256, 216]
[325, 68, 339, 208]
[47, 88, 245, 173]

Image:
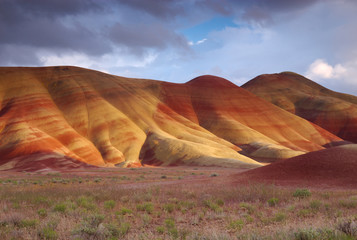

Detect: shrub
[293, 189, 311, 199]
[339, 200, 357, 209]
[141, 213, 152, 227]
[33, 196, 51, 206]
[228, 219, 244, 231]
[0, 213, 24, 226]
[337, 219, 357, 237]
[118, 222, 130, 237]
[168, 227, 179, 239]
[104, 200, 116, 210]
[267, 198, 279, 207]
[105, 223, 120, 238]
[161, 175, 167, 179]
[310, 200, 322, 210]
[273, 212, 286, 222]
[245, 215, 254, 223]
[72, 214, 106, 238]
[165, 218, 175, 229]
[86, 214, 105, 227]
[239, 202, 255, 214]
[37, 209, 47, 218]
[163, 203, 175, 213]
[298, 209, 314, 218]
[53, 203, 66, 213]
[165, 218, 178, 238]
[210, 173, 218, 177]
[20, 219, 38, 228]
[293, 227, 352, 240]
[216, 199, 224, 206]
[294, 228, 318, 240]
[119, 207, 132, 215]
[76, 196, 96, 210]
[105, 222, 130, 238]
[38, 225, 58, 240]
[203, 200, 223, 213]
[136, 202, 154, 214]
[156, 226, 165, 234]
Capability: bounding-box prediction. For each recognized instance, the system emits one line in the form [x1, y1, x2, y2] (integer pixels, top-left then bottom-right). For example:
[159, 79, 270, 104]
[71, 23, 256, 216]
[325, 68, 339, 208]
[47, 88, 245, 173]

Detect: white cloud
[39, 50, 158, 74]
[196, 38, 207, 45]
[305, 58, 357, 95]
[306, 59, 346, 80]
[188, 38, 208, 46]
[40, 53, 95, 68]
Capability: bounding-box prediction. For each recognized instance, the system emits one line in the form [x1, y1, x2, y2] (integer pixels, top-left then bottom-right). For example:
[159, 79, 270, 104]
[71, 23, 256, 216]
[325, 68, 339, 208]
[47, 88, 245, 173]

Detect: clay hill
[236, 144, 357, 188]
[242, 72, 357, 143]
[0, 67, 342, 171]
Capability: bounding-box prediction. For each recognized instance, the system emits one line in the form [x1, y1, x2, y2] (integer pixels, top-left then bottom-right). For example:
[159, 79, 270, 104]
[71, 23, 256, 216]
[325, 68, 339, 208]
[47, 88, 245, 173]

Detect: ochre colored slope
[0, 67, 258, 170]
[161, 75, 341, 161]
[242, 72, 357, 143]
[0, 67, 342, 170]
[236, 144, 357, 188]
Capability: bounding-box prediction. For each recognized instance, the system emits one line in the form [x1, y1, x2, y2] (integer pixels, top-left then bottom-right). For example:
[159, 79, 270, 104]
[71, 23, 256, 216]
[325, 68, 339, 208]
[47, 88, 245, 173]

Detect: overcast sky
[1, 0, 357, 95]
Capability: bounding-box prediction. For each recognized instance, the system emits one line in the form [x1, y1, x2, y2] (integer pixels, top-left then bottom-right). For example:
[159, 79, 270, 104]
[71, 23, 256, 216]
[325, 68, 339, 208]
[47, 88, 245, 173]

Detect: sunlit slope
[0, 67, 259, 169]
[160, 75, 341, 161]
[0, 67, 341, 170]
[242, 72, 357, 143]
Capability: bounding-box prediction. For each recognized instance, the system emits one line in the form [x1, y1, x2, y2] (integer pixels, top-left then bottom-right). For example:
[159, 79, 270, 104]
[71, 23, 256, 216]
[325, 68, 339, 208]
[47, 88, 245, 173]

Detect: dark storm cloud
[0, 0, 192, 65]
[109, 22, 189, 55]
[192, 0, 320, 25]
[247, 0, 319, 11]
[0, 44, 42, 65]
[239, 0, 319, 25]
[0, 0, 330, 66]
[0, 0, 101, 21]
[0, 0, 110, 60]
[0, 17, 110, 55]
[117, 0, 186, 19]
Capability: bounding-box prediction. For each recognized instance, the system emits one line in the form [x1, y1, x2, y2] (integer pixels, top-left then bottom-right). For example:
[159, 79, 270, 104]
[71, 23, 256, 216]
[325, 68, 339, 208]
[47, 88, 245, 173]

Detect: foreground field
[0, 167, 356, 240]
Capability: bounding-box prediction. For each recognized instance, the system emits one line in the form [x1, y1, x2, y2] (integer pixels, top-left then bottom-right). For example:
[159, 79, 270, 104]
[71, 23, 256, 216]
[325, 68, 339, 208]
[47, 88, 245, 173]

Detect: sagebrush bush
[293, 189, 311, 199]
[37, 208, 47, 218]
[136, 202, 154, 214]
[118, 207, 132, 215]
[228, 219, 244, 231]
[104, 200, 116, 210]
[267, 198, 279, 207]
[53, 203, 66, 213]
[163, 203, 175, 213]
[337, 219, 357, 237]
[38, 224, 58, 240]
[19, 219, 38, 228]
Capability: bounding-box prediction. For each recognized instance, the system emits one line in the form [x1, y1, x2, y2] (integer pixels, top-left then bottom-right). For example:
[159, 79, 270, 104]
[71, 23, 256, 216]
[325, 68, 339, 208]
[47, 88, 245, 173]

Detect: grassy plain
[0, 167, 356, 240]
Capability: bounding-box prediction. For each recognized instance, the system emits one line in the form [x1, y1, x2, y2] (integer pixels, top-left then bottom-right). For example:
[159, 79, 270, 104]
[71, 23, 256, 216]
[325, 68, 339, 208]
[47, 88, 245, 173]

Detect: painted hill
[0, 67, 342, 170]
[242, 72, 357, 143]
[236, 144, 357, 188]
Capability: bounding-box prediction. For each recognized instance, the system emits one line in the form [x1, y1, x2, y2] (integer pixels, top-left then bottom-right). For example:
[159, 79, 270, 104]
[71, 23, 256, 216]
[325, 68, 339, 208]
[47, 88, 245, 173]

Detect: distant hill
[242, 72, 357, 143]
